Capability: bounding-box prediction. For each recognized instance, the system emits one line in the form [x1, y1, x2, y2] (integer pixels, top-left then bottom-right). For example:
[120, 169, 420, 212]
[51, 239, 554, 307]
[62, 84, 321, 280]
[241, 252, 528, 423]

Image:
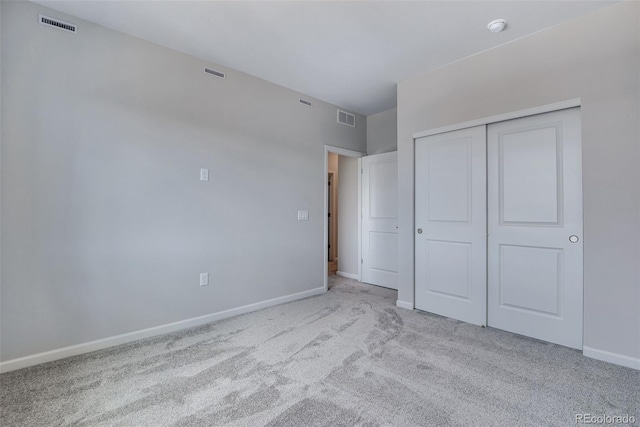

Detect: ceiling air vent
[39, 15, 77, 33]
[204, 67, 226, 79]
[337, 109, 356, 127]
[299, 99, 312, 107]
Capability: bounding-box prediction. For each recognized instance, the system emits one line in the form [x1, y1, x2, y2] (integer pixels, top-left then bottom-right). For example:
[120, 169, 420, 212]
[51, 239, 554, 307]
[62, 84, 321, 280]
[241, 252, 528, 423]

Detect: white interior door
[361, 151, 398, 289]
[414, 126, 487, 325]
[488, 108, 583, 349]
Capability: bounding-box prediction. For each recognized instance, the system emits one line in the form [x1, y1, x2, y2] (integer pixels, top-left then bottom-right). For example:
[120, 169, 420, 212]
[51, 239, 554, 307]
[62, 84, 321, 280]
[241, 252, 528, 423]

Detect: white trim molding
[357, 157, 363, 282]
[412, 99, 581, 140]
[324, 145, 365, 158]
[583, 346, 640, 370]
[336, 271, 359, 280]
[0, 286, 325, 373]
[396, 300, 414, 310]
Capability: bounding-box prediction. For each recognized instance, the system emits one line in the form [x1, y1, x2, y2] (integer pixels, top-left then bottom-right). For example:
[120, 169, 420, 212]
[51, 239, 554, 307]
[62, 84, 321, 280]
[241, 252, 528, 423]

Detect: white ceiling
[35, 0, 617, 115]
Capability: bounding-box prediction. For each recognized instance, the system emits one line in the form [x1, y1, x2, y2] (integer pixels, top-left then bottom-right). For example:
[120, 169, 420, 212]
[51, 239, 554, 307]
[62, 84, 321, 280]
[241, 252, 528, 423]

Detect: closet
[414, 108, 583, 349]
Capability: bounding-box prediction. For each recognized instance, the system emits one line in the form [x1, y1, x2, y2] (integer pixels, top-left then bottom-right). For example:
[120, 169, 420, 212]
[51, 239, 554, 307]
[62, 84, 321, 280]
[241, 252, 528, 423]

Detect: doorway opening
[323, 146, 365, 292]
[327, 170, 337, 275]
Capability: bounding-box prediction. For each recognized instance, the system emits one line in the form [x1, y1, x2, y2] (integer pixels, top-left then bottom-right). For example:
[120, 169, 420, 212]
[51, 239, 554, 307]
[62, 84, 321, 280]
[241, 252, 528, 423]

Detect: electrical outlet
[297, 210, 309, 221]
[200, 168, 209, 181]
[200, 272, 209, 286]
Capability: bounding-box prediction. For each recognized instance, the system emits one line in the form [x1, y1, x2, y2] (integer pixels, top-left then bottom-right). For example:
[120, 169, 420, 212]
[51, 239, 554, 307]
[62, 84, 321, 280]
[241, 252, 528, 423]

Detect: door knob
[569, 235, 579, 243]
[417, 228, 423, 234]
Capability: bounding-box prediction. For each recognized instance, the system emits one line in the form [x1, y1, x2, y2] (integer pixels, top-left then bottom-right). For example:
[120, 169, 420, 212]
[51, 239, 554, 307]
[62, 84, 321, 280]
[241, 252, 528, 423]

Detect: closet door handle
[417, 228, 423, 234]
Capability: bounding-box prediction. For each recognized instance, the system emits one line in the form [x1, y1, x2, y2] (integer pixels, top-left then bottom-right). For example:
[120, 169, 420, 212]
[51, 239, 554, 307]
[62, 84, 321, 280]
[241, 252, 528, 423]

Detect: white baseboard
[0, 286, 325, 373]
[583, 346, 640, 370]
[336, 271, 359, 280]
[396, 300, 414, 310]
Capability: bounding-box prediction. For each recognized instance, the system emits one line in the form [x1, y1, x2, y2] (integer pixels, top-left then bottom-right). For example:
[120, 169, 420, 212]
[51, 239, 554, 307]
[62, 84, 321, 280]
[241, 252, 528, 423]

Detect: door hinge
[361, 258, 363, 264]
[361, 168, 363, 174]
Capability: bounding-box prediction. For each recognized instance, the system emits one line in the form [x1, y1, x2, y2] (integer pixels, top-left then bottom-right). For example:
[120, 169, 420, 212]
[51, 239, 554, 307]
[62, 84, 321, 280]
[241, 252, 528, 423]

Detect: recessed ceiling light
[487, 19, 507, 33]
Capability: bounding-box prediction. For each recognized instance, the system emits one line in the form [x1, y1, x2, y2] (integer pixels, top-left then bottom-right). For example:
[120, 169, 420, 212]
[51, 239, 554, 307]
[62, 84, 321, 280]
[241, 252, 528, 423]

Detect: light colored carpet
[1, 277, 639, 426]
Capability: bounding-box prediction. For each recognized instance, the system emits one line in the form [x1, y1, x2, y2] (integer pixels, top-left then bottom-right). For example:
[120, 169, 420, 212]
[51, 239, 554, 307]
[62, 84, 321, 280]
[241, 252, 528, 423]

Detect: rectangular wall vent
[337, 109, 356, 127]
[204, 67, 226, 79]
[299, 99, 312, 107]
[39, 15, 77, 33]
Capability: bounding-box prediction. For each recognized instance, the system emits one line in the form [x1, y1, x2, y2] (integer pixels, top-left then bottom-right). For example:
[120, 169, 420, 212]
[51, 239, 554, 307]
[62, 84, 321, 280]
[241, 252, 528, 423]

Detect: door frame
[323, 145, 366, 292]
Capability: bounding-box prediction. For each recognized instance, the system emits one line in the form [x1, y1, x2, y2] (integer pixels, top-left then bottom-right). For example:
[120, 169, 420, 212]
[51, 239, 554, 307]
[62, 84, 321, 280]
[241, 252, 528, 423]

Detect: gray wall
[397, 2, 640, 361]
[0, 1, 366, 361]
[337, 156, 359, 276]
[366, 108, 397, 155]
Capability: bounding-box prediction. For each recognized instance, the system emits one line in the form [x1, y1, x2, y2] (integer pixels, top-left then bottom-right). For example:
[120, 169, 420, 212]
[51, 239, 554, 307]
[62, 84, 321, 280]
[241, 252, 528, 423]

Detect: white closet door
[488, 108, 583, 349]
[415, 126, 487, 325]
[361, 151, 398, 289]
